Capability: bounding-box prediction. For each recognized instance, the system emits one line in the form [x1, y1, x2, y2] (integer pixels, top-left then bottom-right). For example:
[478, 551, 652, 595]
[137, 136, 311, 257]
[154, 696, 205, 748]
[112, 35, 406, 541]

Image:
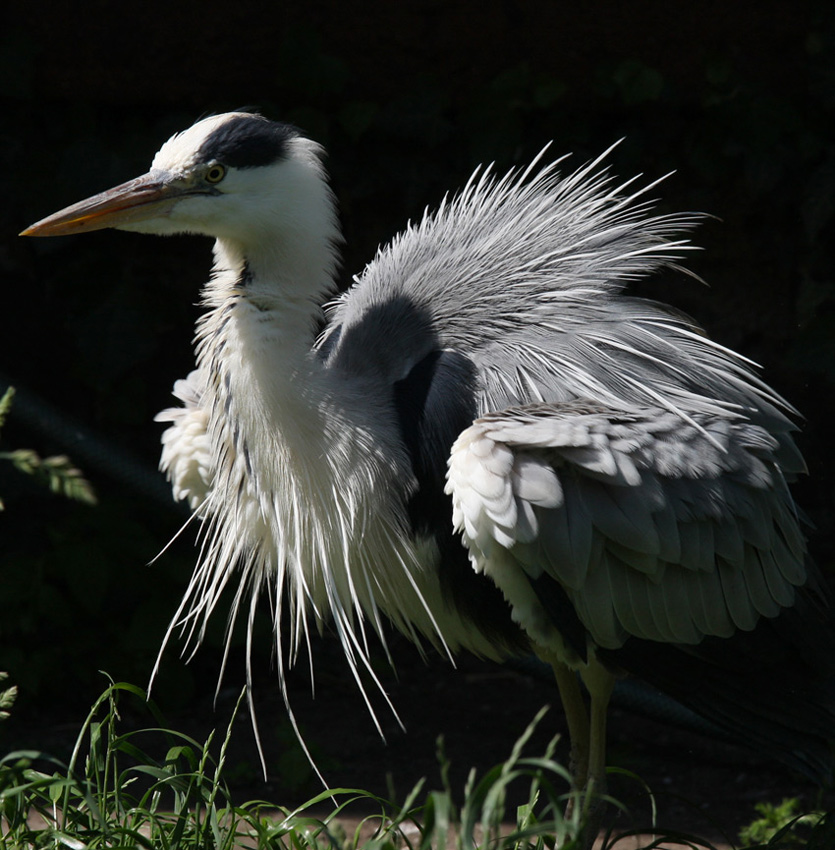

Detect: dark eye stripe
[197, 115, 297, 170]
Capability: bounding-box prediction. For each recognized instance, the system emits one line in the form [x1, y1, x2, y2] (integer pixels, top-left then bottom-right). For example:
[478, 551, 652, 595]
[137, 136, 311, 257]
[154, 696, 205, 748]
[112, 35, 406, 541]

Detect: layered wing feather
[446, 400, 807, 658]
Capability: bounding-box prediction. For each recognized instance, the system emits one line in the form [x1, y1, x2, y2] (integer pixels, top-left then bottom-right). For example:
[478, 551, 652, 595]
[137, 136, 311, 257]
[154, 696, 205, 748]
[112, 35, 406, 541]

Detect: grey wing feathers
[325, 148, 804, 488]
[446, 401, 807, 652]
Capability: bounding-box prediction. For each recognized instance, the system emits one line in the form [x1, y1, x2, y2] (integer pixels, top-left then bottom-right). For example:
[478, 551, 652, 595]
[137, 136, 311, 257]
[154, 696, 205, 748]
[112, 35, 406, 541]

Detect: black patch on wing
[394, 349, 528, 655]
[197, 114, 297, 169]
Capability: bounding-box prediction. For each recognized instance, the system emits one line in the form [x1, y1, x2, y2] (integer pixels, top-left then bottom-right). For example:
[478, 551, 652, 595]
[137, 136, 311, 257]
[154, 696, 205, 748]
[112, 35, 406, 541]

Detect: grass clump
[1, 680, 242, 848]
[737, 797, 835, 849]
[0, 681, 597, 850]
[3, 676, 832, 849]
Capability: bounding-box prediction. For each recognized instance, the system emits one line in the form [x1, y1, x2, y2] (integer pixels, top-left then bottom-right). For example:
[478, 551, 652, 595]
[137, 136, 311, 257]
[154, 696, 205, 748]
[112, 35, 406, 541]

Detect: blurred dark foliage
[1, 0, 834, 776]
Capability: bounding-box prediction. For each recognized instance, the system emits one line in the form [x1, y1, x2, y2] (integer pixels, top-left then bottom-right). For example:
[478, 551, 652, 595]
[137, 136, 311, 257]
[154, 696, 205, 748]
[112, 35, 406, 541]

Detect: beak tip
[19, 172, 178, 239]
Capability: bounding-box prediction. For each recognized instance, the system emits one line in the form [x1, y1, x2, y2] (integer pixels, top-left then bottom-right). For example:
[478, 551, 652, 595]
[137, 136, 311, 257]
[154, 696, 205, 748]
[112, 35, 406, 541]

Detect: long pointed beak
[20, 172, 191, 237]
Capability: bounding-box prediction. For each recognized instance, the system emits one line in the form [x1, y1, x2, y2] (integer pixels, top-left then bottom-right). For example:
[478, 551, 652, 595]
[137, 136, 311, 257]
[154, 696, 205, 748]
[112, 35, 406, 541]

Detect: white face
[24, 112, 332, 250]
[123, 113, 306, 242]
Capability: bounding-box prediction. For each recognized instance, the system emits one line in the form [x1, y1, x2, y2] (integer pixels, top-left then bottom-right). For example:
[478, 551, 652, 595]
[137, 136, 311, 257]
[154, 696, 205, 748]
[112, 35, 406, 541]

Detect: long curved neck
[196, 230, 338, 446]
[194, 155, 340, 386]
[192, 179, 351, 507]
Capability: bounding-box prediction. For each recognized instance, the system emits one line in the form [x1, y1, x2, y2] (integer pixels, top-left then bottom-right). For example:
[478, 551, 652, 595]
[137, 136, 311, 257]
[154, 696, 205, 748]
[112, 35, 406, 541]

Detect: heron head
[21, 112, 334, 249]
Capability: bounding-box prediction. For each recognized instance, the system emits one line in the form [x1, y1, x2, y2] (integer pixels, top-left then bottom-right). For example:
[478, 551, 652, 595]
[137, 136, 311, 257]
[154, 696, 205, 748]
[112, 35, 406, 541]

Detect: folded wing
[446, 400, 807, 658]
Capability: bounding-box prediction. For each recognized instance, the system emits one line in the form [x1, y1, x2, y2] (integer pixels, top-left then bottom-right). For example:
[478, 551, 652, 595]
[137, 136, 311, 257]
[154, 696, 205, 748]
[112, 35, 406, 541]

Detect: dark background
[1, 0, 834, 839]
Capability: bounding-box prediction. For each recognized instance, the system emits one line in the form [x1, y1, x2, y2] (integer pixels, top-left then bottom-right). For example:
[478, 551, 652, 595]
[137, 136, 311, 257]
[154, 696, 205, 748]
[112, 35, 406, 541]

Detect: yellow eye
[205, 163, 226, 184]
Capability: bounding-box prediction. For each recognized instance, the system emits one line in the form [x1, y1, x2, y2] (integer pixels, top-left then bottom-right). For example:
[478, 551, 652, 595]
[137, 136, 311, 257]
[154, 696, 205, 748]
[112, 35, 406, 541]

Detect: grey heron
[22, 112, 835, 820]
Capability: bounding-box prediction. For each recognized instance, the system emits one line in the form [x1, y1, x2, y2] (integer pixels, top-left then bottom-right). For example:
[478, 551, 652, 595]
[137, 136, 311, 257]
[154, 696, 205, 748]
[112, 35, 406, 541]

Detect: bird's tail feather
[600, 578, 835, 784]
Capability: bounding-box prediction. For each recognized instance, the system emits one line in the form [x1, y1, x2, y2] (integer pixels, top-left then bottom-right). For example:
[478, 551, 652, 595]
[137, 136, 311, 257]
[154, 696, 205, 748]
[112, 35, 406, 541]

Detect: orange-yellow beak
[20, 172, 191, 237]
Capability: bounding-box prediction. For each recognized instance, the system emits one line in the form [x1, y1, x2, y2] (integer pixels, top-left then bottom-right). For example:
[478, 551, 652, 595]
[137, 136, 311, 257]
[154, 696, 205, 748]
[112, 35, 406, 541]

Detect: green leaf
[0, 386, 14, 431]
[0, 448, 96, 505]
[0, 672, 18, 721]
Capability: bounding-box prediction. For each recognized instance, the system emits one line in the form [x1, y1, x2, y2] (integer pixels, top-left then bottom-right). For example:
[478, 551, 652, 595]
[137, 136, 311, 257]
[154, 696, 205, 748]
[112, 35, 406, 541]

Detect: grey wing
[155, 370, 214, 510]
[445, 399, 807, 658]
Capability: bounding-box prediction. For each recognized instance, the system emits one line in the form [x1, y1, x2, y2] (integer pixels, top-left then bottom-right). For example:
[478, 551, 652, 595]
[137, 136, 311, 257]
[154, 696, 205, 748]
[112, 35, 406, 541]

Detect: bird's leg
[550, 659, 591, 789]
[576, 660, 615, 850]
[546, 655, 615, 849]
[580, 660, 615, 801]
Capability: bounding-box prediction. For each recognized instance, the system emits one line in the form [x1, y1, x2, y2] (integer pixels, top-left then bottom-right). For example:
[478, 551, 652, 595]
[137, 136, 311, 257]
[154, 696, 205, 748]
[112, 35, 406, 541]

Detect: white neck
[193, 140, 345, 386]
[197, 230, 338, 466]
